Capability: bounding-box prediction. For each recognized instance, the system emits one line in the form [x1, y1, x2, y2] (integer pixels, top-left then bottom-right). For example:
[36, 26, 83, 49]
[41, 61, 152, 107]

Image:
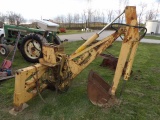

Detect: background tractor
[0, 20, 61, 63]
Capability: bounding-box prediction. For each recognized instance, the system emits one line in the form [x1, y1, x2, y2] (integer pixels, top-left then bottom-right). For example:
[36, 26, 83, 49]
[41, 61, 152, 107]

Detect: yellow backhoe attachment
[10, 6, 146, 115]
[87, 6, 141, 107]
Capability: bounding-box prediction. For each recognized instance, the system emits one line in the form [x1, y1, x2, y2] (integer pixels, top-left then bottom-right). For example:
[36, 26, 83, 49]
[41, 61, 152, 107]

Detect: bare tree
[107, 10, 114, 23]
[6, 11, 25, 25]
[101, 12, 105, 27]
[87, 8, 93, 28]
[85, 0, 94, 28]
[66, 13, 73, 28]
[0, 13, 6, 23]
[154, 0, 160, 20]
[54, 16, 61, 24]
[83, 8, 94, 28]
[73, 14, 80, 27]
[80, 13, 85, 28]
[17, 14, 26, 25]
[116, 0, 129, 23]
[60, 15, 65, 27]
[92, 10, 101, 27]
[54, 15, 66, 27]
[145, 6, 155, 21]
[137, 3, 147, 25]
[7, 11, 16, 24]
[83, 10, 88, 28]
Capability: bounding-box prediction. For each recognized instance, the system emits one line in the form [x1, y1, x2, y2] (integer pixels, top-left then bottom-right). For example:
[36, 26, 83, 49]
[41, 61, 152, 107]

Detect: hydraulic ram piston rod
[73, 10, 125, 54]
[98, 10, 125, 35]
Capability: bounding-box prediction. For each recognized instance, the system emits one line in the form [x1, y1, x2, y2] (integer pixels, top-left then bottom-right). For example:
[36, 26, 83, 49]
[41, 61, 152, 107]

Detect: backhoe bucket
[87, 70, 118, 108]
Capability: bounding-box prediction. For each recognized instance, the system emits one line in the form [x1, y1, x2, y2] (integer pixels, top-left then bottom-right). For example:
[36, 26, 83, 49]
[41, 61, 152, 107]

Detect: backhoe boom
[10, 6, 145, 115]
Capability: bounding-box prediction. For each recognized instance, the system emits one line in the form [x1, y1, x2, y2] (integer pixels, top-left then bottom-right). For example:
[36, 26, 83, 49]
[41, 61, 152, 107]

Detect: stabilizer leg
[9, 63, 48, 115]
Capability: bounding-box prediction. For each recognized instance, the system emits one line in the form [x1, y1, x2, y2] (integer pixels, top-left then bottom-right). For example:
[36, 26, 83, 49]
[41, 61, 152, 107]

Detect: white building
[145, 20, 160, 35]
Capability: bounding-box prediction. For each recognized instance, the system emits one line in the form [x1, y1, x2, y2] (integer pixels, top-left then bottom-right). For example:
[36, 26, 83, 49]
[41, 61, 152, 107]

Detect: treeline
[0, 0, 159, 29]
[0, 11, 25, 27]
[53, 1, 160, 29]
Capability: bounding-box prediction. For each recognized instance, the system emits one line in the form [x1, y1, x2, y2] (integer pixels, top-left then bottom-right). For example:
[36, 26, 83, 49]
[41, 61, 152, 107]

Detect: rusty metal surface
[87, 71, 111, 106]
[99, 53, 131, 75]
[87, 70, 119, 107]
[100, 53, 118, 70]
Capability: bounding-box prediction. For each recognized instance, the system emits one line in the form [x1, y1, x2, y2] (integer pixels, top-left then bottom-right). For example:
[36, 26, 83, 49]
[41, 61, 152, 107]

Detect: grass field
[144, 35, 160, 40]
[0, 41, 160, 120]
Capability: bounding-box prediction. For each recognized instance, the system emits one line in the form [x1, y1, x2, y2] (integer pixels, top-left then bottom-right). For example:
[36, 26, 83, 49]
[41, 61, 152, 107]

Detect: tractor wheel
[0, 36, 5, 44]
[20, 33, 47, 63]
[54, 35, 61, 45]
[0, 44, 10, 56]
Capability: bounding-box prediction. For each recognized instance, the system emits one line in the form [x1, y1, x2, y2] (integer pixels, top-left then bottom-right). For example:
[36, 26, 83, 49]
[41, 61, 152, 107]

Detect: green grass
[0, 41, 160, 120]
[144, 35, 160, 40]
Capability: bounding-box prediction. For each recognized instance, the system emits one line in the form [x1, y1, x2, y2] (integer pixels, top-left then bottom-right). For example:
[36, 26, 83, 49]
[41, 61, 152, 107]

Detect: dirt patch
[151, 67, 160, 73]
[143, 84, 160, 91]
[132, 70, 144, 80]
[125, 89, 145, 97]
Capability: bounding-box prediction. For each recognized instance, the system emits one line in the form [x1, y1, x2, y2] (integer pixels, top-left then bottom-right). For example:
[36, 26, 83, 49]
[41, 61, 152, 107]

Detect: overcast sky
[0, 0, 159, 20]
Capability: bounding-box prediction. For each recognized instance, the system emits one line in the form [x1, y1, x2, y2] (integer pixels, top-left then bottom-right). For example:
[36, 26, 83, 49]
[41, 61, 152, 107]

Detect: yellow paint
[12, 6, 141, 112]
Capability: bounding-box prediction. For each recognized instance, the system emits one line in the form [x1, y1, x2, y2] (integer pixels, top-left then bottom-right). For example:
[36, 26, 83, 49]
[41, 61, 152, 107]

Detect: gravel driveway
[59, 30, 160, 44]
